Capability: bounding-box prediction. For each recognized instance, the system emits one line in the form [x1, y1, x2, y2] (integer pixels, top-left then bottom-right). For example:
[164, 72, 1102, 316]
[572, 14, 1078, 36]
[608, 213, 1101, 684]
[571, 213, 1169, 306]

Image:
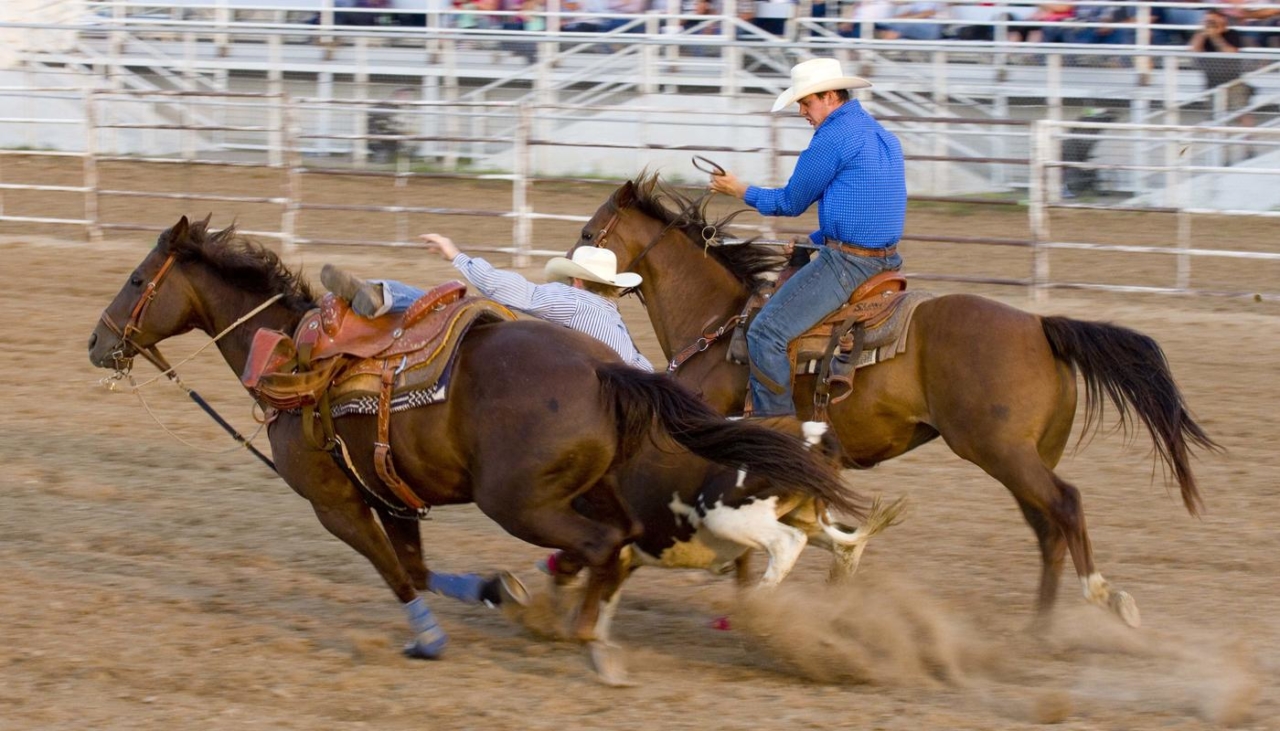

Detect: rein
[98, 256, 282, 472]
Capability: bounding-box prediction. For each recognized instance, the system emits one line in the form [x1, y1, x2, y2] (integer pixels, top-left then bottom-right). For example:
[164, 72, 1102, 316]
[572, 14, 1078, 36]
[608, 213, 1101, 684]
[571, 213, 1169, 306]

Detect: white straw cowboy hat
[771, 58, 872, 113]
[545, 247, 643, 288]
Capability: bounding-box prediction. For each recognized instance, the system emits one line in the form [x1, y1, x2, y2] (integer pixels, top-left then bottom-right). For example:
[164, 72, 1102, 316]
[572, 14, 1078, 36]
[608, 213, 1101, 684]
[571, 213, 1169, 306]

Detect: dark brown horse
[572, 173, 1220, 628]
[86, 216, 864, 680]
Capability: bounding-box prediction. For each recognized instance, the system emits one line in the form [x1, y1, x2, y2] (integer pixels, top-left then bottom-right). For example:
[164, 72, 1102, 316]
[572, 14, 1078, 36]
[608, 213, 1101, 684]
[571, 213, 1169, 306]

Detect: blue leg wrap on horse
[427, 572, 485, 603]
[403, 596, 447, 659]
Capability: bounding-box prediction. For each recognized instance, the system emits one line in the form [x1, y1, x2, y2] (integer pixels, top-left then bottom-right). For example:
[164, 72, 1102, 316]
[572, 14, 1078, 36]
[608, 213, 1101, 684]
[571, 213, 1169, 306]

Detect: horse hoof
[587, 641, 634, 687]
[1109, 590, 1141, 628]
[402, 625, 448, 660]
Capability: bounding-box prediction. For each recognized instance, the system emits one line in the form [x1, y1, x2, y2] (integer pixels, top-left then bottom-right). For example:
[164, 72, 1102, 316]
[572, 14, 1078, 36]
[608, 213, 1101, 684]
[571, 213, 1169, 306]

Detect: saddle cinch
[729, 271, 933, 419]
[241, 281, 516, 514]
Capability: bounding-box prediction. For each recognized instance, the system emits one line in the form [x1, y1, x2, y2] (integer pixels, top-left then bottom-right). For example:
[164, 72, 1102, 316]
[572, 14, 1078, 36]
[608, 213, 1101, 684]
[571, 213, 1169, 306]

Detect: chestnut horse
[572, 173, 1220, 628]
[86, 216, 864, 679]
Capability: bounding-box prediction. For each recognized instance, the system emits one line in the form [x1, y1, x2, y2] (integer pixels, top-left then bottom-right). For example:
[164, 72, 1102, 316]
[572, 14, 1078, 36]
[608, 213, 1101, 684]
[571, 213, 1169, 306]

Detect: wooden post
[1028, 120, 1051, 303]
[84, 89, 102, 243]
[281, 93, 300, 253]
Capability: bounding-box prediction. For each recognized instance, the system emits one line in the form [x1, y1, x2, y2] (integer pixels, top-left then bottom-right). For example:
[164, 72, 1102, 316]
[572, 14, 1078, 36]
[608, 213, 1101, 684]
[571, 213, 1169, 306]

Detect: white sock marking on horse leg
[1081, 572, 1110, 604]
[736, 468, 747, 488]
[593, 585, 625, 643]
[801, 421, 828, 448]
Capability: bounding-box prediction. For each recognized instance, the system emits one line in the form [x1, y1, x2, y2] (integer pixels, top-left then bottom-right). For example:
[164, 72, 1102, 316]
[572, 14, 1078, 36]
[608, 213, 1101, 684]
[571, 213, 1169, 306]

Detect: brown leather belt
[826, 239, 897, 258]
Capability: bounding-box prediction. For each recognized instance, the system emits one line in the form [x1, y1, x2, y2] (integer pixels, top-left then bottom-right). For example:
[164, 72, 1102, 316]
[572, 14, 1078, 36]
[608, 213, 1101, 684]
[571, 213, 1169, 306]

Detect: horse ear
[613, 180, 636, 208]
[162, 215, 191, 251]
[196, 212, 213, 233]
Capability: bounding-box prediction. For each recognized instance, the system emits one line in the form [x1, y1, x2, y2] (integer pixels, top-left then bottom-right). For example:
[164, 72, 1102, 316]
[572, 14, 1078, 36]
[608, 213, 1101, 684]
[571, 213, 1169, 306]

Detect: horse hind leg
[1045, 473, 1141, 628]
[585, 548, 638, 687]
[997, 454, 1141, 628]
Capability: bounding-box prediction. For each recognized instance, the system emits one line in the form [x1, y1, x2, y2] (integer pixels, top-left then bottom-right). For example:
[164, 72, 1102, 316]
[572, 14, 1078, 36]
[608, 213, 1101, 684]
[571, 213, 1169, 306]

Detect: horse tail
[1040, 316, 1221, 516]
[595, 363, 868, 520]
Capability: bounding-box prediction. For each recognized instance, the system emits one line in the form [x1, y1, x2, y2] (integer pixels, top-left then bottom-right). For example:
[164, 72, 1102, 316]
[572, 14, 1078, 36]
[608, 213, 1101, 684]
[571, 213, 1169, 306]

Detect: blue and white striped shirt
[452, 254, 654, 372]
[744, 100, 906, 248]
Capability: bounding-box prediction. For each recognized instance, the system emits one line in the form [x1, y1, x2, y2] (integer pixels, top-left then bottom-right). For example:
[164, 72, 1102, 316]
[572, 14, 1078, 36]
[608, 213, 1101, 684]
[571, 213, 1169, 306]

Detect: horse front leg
[379, 512, 531, 615]
[272, 423, 447, 659]
[306, 495, 449, 658]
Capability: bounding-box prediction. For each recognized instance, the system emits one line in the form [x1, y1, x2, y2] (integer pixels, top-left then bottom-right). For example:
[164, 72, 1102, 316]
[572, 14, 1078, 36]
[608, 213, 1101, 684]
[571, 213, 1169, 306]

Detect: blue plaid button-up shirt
[744, 100, 906, 248]
[451, 254, 654, 372]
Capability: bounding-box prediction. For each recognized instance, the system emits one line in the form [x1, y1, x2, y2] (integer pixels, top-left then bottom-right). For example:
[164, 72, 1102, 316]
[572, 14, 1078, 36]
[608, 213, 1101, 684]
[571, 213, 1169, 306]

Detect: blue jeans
[373, 279, 424, 313]
[746, 246, 903, 416]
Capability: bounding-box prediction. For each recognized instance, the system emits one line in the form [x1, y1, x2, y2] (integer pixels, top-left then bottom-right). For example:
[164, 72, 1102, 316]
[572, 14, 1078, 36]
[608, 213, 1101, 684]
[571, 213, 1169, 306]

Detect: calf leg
[700, 496, 808, 588]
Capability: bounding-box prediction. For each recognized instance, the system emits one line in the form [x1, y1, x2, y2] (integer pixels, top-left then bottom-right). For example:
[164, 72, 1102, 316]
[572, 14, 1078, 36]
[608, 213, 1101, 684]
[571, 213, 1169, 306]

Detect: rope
[96, 292, 285, 458]
[126, 372, 269, 455]
[122, 293, 285, 390]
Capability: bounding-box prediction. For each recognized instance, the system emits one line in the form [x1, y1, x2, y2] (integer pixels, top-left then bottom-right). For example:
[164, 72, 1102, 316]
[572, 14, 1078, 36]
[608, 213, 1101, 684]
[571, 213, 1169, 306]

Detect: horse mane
[161, 217, 317, 312]
[630, 172, 785, 287]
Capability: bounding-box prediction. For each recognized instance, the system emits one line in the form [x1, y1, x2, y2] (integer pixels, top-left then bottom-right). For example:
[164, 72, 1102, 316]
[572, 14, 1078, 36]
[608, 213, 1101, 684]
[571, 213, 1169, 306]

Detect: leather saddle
[729, 270, 913, 419]
[242, 280, 502, 411]
[240, 281, 516, 515]
[788, 271, 910, 364]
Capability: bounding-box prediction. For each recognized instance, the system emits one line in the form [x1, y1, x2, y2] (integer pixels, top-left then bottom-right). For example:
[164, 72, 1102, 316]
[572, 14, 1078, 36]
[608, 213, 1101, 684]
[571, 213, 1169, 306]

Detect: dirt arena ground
[2, 159, 1279, 730]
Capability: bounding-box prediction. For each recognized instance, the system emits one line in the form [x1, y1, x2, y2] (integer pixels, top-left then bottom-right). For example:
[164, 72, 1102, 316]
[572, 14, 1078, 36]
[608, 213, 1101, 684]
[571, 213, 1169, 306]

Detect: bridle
[585, 185, 744, 374]
[97, 251, 179, 375]
[585, 191, 719, 284]
[96, 249, 279, 472]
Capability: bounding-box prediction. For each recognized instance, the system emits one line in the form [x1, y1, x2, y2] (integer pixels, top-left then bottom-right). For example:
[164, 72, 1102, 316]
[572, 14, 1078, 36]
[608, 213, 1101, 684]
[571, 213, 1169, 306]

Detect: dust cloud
[729, 572, 1261, 725]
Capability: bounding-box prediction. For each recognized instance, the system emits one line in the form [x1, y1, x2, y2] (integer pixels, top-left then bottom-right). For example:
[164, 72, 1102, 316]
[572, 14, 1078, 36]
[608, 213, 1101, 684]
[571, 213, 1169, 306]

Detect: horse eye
[582, 231, 594, 241]
[130, 274, 144, 287]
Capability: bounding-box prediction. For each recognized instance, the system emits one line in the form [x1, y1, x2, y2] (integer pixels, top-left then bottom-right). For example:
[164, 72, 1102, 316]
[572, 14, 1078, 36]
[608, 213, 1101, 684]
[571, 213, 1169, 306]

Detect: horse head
[88, 214, 315, 374]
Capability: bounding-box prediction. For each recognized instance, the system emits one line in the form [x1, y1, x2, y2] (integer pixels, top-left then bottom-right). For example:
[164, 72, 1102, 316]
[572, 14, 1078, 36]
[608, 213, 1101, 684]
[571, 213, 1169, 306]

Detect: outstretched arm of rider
[418, 233, 538, 311]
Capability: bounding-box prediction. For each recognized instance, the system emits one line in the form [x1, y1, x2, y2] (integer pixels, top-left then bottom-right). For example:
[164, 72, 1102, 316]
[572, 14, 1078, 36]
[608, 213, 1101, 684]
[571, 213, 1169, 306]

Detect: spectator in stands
[1009, 3, 1074, 45]
[505, 0, 544, 62]
[837, 0, 893, 39]
[337, 0, 393, 27]
[752, 0, 789, 36]
[1046, 3, 1134, 47]
[450, 0, 483, 30]
[735, 1, 766, 41]
[683, 0, 721, 55]
[520, 0, 547, 31]
[1190, 9, 1254, 127]
[877, 2, 948, 42]
[563, 0, 620, 33]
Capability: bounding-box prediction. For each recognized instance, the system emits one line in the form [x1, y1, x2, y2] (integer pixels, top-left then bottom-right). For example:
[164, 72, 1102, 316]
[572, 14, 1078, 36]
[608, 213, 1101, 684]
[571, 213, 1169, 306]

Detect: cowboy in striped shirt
[320, 234, 654, 373]
[708, 57, 906, 417]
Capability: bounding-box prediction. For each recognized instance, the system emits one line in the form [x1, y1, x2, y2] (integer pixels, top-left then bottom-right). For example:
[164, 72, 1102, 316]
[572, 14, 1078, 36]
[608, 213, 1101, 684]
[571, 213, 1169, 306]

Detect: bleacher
[3, 1, 1279, 205]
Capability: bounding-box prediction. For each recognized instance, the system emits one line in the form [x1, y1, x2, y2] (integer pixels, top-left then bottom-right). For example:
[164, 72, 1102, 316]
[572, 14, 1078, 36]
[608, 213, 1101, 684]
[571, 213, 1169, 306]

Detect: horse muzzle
[87, 319, 137, 371]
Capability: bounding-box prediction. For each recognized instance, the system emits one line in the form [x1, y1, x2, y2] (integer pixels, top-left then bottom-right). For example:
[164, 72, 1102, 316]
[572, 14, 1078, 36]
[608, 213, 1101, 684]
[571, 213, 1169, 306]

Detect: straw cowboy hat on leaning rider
[545, 247, 642, 289]
[770, 57, 872, 112]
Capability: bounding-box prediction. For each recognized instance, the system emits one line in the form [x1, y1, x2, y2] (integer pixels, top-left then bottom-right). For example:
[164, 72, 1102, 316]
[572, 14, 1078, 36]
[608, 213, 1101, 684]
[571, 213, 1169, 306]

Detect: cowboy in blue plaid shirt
[709, 58, 906, 417]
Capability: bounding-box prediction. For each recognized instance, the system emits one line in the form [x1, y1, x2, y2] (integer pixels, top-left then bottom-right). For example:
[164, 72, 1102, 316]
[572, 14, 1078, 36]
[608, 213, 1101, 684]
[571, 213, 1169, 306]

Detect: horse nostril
[88, 333, 98, 350]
